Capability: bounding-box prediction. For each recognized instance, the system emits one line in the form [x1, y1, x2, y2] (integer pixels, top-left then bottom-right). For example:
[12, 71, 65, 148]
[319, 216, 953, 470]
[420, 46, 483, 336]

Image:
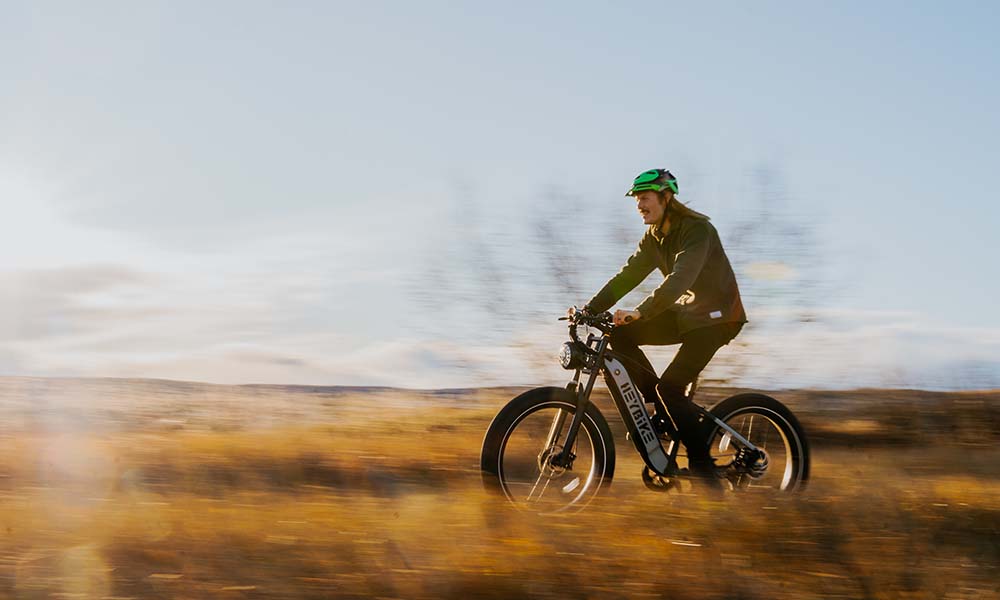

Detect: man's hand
[613, 309, 641, 326]
[567, 305, 596, 318]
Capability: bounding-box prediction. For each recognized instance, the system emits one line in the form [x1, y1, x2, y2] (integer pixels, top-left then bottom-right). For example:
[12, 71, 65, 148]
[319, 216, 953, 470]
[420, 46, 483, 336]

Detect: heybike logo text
[619, 380, 657, 446]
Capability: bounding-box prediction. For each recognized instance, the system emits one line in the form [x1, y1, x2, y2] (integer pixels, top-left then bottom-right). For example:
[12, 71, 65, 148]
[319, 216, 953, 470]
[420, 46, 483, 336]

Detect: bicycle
[480, 308, 810, 512]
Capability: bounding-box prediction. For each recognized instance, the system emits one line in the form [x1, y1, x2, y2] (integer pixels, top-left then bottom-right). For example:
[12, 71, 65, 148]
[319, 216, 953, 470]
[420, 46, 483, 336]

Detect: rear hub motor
[734, 447, 769, 479]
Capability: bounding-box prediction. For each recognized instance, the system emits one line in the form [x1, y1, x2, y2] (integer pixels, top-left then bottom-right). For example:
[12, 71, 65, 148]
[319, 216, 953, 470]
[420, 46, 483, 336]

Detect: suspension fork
[551, 336, 608, 468]
[540, 366, 581, 453]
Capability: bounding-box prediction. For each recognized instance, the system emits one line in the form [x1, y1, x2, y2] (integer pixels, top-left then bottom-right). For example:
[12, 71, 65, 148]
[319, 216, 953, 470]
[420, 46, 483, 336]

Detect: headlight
[559, 342, 585, 370]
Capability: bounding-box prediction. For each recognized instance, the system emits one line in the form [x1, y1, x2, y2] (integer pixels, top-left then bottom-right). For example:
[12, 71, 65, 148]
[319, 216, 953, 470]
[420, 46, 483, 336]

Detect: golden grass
[0, 381, 996, 598]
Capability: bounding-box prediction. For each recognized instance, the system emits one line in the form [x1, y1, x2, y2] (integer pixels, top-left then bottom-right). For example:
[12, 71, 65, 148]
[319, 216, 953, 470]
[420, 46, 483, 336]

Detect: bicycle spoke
[526, 471, 552, 502]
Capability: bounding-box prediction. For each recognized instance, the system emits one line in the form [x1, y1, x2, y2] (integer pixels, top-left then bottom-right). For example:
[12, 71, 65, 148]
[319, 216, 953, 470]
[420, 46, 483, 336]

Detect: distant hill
[0, 376, 996, 446]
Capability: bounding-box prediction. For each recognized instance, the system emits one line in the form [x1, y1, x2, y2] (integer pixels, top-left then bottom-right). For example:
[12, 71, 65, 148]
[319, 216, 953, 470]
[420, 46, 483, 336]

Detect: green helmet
[626, 168, 678, 196]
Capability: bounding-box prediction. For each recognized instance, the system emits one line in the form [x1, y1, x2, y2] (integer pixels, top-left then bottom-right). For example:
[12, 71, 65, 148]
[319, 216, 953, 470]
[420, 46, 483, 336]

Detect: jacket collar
[651, 213, 677, 243]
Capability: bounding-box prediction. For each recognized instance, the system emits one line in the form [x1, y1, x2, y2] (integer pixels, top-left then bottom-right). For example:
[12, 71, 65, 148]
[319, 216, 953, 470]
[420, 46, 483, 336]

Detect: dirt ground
[0, 376, 996, 599]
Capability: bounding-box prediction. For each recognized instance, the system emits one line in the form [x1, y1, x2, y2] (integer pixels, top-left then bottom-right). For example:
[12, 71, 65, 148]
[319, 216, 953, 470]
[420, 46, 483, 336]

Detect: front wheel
[707, 393, 810, 492]
[481, 387, 615, 513]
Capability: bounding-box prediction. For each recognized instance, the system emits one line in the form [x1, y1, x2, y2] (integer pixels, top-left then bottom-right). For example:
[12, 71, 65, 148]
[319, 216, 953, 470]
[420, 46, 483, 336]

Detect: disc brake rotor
[537, 446, 568, 477]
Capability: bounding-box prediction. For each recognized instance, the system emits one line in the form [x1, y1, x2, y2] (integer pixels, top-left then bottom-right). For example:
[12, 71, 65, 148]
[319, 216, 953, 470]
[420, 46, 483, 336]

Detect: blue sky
[1, 2, 998, 389]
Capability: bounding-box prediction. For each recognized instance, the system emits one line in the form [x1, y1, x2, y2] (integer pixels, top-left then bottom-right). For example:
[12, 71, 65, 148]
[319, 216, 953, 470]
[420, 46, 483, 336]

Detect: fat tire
[707, 393, 810, 491]
[481, 386, 616, 508]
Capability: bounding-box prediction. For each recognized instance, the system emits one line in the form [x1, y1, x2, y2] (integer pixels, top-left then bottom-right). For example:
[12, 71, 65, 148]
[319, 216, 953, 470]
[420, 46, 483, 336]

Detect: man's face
[635, 191, 668, 225]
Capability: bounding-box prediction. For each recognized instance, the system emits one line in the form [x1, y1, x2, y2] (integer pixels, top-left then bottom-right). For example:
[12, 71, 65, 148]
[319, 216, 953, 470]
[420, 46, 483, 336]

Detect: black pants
[609, 311, 743, 458]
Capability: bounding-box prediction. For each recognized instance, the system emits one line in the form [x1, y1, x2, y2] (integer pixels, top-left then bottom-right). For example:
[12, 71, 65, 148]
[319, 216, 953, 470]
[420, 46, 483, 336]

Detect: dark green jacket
[586, 215, 747, 334]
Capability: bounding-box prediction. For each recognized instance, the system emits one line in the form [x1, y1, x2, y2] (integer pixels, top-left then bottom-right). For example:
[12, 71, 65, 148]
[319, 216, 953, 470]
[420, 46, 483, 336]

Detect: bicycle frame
[552, 327, 759, 477]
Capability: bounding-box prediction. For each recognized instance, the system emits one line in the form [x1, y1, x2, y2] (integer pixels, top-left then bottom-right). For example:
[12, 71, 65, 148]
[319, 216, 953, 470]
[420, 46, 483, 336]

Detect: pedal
[641, 466, 679, 493]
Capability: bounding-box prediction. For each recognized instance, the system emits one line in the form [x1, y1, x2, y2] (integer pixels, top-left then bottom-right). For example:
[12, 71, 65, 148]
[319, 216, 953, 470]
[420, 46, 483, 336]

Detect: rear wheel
[707, 393, 810, 492]
[481, 387, 615, 513]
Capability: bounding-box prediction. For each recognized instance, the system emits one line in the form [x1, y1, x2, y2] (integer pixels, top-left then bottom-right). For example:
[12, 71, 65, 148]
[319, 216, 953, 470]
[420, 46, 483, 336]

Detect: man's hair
[661, 192, 710, 221]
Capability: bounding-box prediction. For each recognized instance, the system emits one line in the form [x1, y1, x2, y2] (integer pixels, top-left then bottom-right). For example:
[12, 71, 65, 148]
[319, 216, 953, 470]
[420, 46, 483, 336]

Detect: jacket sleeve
[635, 221, 712, 319]
[585, 231, 656, 313]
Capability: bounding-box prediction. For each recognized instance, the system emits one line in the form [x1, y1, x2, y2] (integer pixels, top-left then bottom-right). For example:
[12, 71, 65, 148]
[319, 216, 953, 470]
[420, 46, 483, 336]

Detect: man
[581, 168, 747, 483]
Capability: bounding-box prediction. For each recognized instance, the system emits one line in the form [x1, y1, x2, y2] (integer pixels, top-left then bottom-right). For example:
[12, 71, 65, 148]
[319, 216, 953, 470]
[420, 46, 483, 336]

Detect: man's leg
[657, 322, 743, 462]
[608, 311, 682, 407]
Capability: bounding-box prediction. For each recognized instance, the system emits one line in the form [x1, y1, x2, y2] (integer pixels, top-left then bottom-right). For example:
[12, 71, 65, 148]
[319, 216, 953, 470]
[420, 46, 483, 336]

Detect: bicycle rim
[497, 401, 606, 513]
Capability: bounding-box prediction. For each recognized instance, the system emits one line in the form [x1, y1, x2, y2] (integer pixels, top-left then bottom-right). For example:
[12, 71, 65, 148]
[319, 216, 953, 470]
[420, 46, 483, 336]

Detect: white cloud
[5, 284, 996, 391]
[0, 256, 996, 391]
[745, 261, 797, 281]
[699, 312, 1000, 390]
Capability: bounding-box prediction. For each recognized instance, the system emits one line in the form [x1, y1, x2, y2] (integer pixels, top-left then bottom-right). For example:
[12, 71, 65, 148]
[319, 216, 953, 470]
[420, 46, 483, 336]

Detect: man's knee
[609, 326, 637, 350]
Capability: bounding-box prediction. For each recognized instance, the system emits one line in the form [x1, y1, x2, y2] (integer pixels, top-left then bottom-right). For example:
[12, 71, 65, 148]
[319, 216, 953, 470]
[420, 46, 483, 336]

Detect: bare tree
[701, 164, 829, 387]
[407, 165, 828, 389]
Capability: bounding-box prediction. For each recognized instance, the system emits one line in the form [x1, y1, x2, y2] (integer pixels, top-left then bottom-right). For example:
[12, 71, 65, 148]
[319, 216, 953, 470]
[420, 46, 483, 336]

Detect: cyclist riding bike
[576, 168, 747, 486]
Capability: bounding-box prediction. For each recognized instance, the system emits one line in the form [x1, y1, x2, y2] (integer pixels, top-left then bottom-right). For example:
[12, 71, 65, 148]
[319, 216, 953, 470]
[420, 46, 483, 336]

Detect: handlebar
[559, 307, 620, 346]
[561, 307, 636, 328]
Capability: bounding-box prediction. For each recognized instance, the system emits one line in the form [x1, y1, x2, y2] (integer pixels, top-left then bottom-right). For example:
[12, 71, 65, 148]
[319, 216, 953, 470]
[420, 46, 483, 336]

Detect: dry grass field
[0, 377, 996, 599]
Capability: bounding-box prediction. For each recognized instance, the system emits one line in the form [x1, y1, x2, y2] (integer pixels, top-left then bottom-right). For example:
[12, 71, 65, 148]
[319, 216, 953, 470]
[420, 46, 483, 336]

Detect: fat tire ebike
[480, 310, 810, 513]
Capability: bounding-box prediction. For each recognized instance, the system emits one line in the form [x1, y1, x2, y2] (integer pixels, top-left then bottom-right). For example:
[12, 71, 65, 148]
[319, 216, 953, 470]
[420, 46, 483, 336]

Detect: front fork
[550, 337, 609, 469]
